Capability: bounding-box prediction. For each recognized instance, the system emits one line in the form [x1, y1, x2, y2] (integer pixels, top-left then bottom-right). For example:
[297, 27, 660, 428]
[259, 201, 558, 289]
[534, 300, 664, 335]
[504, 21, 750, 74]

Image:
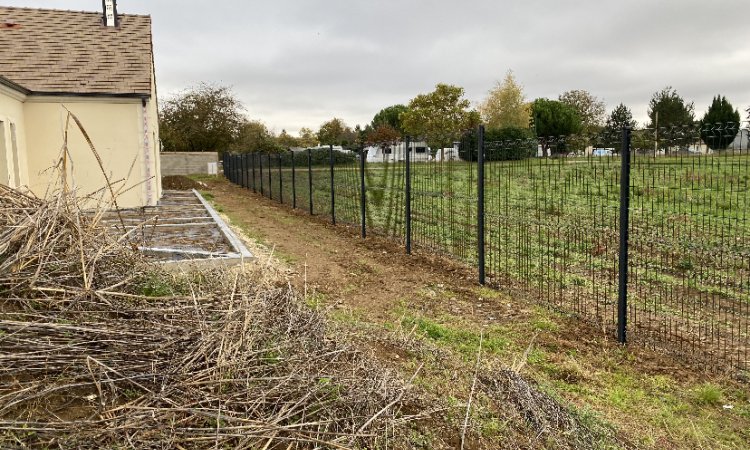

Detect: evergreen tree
[700, 95, 740, 150]
[602, 103, 637, 146]
[647, 86, 695, 128]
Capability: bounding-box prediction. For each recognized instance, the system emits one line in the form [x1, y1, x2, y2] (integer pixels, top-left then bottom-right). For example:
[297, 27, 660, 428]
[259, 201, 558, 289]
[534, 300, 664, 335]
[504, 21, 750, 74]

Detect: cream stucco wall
[23, 96, 160, 208]
[0, 85, 29, 188]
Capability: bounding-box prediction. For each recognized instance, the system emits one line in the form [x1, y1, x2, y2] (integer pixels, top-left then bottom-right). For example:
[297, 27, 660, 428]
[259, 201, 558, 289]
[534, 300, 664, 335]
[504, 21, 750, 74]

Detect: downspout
[142, 98, 154, 205]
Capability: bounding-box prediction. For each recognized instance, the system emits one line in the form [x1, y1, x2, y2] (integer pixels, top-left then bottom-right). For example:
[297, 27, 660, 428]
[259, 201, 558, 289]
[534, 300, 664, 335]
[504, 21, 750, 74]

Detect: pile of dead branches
[0, 185, 410, 449]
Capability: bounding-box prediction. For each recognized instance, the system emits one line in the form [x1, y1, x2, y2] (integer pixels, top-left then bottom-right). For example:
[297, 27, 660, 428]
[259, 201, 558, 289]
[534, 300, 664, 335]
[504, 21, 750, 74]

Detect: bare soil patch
[161, 175, 205, 190]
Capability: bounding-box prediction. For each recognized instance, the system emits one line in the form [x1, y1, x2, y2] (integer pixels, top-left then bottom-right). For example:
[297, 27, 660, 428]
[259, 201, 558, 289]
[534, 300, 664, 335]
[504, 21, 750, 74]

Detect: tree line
[159, 78, 748, 157]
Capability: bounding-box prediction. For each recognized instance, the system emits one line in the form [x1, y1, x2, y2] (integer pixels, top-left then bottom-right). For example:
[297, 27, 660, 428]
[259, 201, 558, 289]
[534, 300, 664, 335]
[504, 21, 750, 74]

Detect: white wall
[23, 97, 160, 208]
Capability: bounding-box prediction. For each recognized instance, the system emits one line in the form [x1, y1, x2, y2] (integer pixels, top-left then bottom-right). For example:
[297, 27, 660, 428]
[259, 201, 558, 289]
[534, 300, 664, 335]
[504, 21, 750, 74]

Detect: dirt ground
[201, 177, 750, 449]
[161, 175, 206, 191]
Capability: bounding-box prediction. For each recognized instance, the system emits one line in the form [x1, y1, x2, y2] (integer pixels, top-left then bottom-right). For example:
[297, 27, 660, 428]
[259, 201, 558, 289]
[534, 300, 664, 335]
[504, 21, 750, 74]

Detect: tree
[159, 83, 245, 152]
[317, 118, 356, 147]
[401, 83, 480, 152]
[479, 70, 530, 129]
[276, 129, 300, 148]
[231, 120, 281, 153]
[366, 124, 401, 150]
[371, 105, 408, 133]
[647, 86, 695, 128]
[297, 127, 318, 147]
[601, 103, 637, 147]
[559, 90, 605, 134]
[700, 95, 740, 150]
[530, 99, 582, 155]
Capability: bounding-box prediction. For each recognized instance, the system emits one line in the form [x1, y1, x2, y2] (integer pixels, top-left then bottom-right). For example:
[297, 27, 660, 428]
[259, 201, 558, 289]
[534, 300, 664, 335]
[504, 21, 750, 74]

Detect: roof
[0, 7, 153, 97]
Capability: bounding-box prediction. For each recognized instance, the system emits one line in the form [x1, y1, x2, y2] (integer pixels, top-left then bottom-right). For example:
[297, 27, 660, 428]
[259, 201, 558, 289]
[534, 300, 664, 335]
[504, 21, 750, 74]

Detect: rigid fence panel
[483, 142, 622, 331]
[365, 160, 406, 242]
[626, 126, 749, 370]
[279, 152, 295, 208]
[332, 151, 361, 226]
[411, 133, 478, 264]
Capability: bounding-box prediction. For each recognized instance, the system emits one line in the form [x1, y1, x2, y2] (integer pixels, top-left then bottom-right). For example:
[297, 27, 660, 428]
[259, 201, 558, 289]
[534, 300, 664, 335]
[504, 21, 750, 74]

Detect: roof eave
[0, 75, 31, 95]
[26, 91, 151, 100]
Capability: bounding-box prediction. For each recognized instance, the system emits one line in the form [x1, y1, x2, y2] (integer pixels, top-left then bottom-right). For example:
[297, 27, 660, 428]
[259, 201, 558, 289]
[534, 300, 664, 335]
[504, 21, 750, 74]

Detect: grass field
[232, 152, 750, 371]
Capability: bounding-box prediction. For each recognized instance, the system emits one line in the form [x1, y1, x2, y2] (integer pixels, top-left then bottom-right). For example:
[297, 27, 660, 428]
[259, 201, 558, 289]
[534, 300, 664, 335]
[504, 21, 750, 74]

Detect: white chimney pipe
[103, 0, 117, 27]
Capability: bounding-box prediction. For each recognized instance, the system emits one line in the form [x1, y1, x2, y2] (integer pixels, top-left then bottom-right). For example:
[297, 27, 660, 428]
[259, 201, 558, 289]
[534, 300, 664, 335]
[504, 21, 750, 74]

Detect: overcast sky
[6, 0, 750, 134]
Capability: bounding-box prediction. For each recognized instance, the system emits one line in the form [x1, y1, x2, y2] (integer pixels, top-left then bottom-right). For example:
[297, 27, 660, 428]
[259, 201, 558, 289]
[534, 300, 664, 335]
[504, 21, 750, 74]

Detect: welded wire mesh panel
[249, 152, 260, 193]
[484, 132, 622, 327]
[291, 150, 312, 214]
[279, 152, 296, 208]
[240, 154, 249, 189]
[627, 123, 749, 370]
[267, 153, 281, 202]
[411, 134, 478, 264]
[257, 153, 271, 197]
[332, 150, 361, 226]
[309, 148, 333, 220]
[365, 151, 406, 241]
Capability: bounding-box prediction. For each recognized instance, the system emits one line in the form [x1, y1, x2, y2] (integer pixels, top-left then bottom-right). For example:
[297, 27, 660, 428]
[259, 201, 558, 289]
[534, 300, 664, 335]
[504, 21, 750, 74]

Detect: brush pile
[0, 184, 409, 448]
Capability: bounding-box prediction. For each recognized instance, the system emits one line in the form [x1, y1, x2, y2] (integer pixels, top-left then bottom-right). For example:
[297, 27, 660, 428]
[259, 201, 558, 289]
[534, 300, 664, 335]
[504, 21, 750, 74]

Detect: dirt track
[207, 178, 537, 326]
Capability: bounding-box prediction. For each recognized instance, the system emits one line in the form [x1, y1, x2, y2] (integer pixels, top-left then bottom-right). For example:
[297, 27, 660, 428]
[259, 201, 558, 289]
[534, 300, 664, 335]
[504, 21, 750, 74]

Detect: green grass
[401, 314, 511, 358]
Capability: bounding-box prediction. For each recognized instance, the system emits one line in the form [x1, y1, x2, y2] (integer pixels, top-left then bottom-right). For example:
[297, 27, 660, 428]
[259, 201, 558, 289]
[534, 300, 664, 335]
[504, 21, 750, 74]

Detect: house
[365, 141, 432, 163]
[0, 1, 161, 208]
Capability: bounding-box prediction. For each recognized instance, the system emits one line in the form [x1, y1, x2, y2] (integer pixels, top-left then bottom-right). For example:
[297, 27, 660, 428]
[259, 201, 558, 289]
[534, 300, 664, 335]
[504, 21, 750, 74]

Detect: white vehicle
[592, 148, 614, 157]
[365, 141, 431, 163]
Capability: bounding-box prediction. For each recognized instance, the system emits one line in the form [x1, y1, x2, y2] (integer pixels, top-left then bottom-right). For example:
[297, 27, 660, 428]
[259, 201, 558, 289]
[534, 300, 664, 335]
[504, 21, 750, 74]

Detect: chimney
[102, 0, 118, 27]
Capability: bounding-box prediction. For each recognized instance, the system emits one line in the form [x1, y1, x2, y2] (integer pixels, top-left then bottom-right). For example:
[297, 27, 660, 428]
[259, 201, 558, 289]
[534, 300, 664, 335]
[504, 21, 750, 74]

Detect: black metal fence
[223, 124, 750, 372]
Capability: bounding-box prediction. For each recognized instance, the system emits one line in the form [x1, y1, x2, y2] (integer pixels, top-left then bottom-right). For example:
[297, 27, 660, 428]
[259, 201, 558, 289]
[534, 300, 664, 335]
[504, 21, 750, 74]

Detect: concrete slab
[104, 189, 253, 267]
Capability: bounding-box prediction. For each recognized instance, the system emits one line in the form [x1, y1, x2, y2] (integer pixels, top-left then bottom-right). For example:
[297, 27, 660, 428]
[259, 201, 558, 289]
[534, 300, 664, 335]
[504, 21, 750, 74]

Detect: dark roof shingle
[0, 7, 153, 96]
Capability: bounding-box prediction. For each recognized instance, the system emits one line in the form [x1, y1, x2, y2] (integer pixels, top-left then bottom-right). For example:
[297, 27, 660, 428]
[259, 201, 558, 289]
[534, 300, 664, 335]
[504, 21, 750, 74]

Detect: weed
[692, 383, 723, 406]
[675, 257, 694, 271]
[136, 274, 178, 297]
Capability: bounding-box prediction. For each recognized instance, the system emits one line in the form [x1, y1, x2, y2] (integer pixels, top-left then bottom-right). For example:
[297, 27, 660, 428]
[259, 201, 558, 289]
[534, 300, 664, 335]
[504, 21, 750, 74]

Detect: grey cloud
[5, 0, 749, 133]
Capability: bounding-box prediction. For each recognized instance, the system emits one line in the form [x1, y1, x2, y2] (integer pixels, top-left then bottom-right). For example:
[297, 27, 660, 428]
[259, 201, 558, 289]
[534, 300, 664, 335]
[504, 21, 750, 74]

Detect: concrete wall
[161, 151, 219, 176]
[0, 85, 29, 188]
[23, 96, 161, 208]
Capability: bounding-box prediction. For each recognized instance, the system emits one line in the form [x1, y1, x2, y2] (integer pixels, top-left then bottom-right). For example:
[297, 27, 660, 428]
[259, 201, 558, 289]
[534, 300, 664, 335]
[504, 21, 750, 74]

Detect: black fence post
[477, 125, 486, 285]
[360, 148, 366, 238]
[291, 150, 296, 209]
[405, 136, 412, 254]
[251, 152, 256, 192]
[230, 154, 235, 183]
[308, 148, 313, 215]
[617, 127, 632, 344]
[329, 144, 336, 225]
[267, 153, 272, 199]
[278, 153, 283, 204]
[259, 153, 264, 196]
